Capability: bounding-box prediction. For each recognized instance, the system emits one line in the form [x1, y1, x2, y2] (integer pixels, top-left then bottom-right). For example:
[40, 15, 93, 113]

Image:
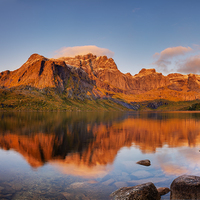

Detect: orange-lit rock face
[1, 53, 200, 100]
[1, 112, 200, 174]
[0, 54, 60, 89]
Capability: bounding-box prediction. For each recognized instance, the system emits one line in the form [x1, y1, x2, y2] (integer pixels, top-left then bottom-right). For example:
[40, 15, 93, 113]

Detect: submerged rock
[110, 182, 160, 200]
[157, 187, 170, 196]
[170, 175, 200, 199]
[136, 159, 151, 166]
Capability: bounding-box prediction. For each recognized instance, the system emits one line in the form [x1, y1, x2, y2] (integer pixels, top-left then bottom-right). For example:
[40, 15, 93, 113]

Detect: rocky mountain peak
[27, 53, 47, 62]
[167, 73, 186, 78]
[60, 53, 118, 77]
[75, 53, 97, 60]
[139, 68, 156, 74]
[2, 53, 200, 102]
[133, 68, 159, 79]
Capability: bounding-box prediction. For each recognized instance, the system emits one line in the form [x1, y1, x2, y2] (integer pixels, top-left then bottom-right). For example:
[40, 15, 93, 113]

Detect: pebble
[157, 187, 170, 196]
[136, 159, 151, 166]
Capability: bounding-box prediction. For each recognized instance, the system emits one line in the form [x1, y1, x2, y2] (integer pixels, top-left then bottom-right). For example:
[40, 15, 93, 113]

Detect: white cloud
[153, 46, 193, 72]
[177, 54, 200, 74]
[154, 46, 192, 60]
[53, 45, 114, 58]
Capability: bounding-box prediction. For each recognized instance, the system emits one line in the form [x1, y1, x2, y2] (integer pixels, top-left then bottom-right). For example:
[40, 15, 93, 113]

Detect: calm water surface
[0, 111, 200, 199]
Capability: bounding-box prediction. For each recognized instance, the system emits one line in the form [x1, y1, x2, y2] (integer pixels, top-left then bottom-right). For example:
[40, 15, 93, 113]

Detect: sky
[0, 0, 200, 76]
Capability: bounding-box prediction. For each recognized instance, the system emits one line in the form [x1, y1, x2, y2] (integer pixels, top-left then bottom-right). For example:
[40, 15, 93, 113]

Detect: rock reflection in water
[0, 112, 200, 177]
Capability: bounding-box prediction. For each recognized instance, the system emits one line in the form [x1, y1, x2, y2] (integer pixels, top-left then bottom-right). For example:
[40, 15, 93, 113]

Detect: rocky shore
[110, 175, 200, 199]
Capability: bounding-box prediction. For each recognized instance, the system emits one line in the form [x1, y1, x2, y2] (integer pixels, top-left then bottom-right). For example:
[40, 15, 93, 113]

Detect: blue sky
[0, 0, 200, 75]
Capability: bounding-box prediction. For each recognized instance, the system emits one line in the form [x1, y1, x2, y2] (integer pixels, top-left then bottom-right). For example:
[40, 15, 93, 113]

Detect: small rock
[110, 182, 160, 200]
[157, 187, 170, 196]
[136, 159, 151, 166]
[170, 175, 200, 199]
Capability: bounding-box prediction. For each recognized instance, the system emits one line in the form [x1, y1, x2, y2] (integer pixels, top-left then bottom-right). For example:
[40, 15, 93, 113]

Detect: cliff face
[0, 54, 103, 100]
[0, 54, 96, 89]
[1, 53, 200, 101]
[132, 69, 170, 93]
[61, 55, 170, 93]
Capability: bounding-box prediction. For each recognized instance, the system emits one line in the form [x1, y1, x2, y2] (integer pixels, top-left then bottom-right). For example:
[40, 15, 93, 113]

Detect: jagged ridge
[1, 53, 200, 104]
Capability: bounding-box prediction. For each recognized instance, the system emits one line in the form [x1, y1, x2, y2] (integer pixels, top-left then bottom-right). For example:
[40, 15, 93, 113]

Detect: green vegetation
[1, 86, 200, 111]
[0, 87, 130, 111]
[187, 103, 200, 111]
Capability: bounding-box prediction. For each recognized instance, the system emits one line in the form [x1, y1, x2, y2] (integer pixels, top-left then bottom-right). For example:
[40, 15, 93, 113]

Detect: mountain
[1, 53, 200, 110]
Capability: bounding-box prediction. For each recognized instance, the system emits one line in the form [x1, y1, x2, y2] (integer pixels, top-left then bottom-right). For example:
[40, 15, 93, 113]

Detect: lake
[0, 111, 200, 199]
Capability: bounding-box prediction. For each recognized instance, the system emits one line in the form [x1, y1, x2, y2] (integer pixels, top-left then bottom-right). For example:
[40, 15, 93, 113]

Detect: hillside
[1, 53, 200, 111]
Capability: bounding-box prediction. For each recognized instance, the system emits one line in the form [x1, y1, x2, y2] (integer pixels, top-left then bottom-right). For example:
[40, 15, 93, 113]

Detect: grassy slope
[0, 87, 199, 111]
[0, 87, 130, 111]
[138, 100, 200, 111]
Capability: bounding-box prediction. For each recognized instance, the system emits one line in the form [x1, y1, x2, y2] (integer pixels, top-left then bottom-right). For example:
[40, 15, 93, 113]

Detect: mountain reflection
[1, 111, 200, 174]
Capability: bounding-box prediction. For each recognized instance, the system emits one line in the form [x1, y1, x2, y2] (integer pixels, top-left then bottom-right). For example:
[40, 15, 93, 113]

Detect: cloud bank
[154, 46, 192, 60]
[53, 45, 114, 58]
[177, 55, 200, 74]
[153, 46, 193, 72]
